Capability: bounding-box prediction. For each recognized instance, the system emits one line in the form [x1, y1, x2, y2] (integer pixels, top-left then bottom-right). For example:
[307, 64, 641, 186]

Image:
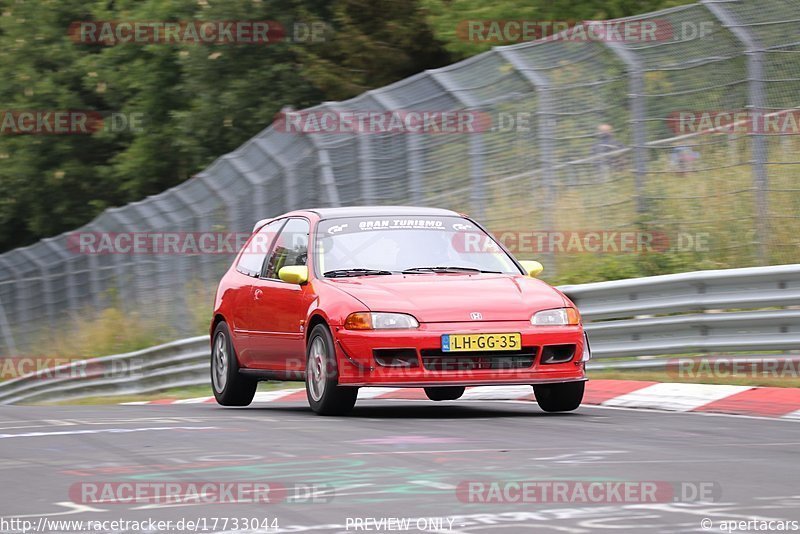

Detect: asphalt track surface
[1, 398, 799, 534]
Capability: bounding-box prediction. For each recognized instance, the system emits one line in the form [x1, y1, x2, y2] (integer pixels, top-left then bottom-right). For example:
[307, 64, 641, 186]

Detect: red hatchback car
[211, 206, 590, 415]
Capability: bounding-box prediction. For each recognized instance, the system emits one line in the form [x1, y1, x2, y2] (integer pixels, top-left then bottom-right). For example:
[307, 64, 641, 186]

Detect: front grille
[420, 347, 537, 371]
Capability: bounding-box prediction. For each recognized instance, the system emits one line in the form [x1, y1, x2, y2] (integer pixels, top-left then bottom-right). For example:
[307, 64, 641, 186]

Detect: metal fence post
[406, 135, 424, 205]
[603, 41, 648, 215]
[0, 258, 24, 352]
[429, 70, 486, 215]
[105, 211, 138, 314]
[317, 148, 342, 207]
[469, 133, 487, 220]
[0, 290, 17, 355]
[703, 0, 769, 264]
[496, 47, 557, 270]
[255, 138, 298, 211]
[18, 249, 55, 327]
[356, 136, 376, 205]
[43, 238, 79, 313]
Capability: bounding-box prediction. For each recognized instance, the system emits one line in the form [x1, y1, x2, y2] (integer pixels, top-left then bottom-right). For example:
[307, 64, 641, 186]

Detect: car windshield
[314, 216, 520, 276]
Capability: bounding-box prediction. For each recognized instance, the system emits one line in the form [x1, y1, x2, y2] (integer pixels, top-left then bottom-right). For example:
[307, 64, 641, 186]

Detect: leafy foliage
[0, 0, 451, 251]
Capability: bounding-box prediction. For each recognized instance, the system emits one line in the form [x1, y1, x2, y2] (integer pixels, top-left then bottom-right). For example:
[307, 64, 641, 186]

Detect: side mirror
[278, 266, 309, 284]
[519, 260, 544, 278]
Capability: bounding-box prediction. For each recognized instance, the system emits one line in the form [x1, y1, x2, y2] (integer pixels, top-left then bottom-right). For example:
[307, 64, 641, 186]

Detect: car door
[248, 217, 313, 371]
[231, 219, 285, 367]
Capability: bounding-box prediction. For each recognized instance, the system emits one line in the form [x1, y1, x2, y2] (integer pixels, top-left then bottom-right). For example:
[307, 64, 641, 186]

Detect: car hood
[324, 273, 567, 322]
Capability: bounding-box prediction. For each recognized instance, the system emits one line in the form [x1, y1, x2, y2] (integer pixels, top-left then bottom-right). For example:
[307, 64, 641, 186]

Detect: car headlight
[345, 312, 420, 330]
[531, 307, 581, 326]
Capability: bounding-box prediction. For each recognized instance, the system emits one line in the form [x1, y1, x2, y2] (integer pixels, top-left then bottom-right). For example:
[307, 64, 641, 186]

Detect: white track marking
[781, 409, 800, 420]
[252, 388, 304, 402]
[0, 426, 217, 439]
[461, 385, 532, 399]
[601, 382, 752, 411]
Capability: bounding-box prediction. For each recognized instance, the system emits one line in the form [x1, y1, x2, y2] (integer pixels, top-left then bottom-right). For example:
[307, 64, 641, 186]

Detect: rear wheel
[305, 324, 358, 415]
[424, 386, 465, 401]
[211, 322, 257, 406]
[533, 381, 584, 412]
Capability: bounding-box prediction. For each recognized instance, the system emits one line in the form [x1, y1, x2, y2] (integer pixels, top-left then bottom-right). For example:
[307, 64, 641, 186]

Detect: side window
[236, 220, 284, 276]
[263, 218, 310, 279]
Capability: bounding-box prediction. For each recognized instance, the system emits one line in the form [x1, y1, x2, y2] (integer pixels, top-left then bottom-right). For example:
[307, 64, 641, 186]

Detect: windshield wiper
[324, 268, 394, 278]
[402, 266, 502, 274]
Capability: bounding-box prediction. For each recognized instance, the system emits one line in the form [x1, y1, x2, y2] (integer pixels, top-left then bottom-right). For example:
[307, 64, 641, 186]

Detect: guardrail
[562, 264, 800, 358]
[1, 265, 798, 404]
[0, 336, 209, 405]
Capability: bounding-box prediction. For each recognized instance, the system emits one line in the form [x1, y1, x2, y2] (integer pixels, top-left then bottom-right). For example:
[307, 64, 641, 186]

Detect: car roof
[301, 206, 461, 219]
[253, 206, 462, 232]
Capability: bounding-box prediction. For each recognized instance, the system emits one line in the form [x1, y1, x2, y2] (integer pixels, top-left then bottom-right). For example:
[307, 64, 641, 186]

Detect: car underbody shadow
[237, 400, 586, 419]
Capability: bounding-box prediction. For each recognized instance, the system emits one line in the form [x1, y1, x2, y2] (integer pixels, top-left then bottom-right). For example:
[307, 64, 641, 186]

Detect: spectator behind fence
[591, 124, 624, 180]
[670, 145, 700, 175]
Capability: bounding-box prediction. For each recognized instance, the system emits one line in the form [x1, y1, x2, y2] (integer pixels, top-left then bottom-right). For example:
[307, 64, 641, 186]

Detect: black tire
[424, 386, 466, 401]
[533, 381, 585, 412]
[211, 322, 257, 406]
[305, 324, 358, 415]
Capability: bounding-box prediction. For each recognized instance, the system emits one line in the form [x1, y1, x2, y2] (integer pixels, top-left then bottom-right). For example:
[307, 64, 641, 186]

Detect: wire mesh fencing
[1, 0, 799, 355]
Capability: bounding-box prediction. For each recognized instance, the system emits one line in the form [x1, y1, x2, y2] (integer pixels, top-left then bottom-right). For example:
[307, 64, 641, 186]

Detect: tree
[420, 0, 695, 57]
[0, 0, 452, 251]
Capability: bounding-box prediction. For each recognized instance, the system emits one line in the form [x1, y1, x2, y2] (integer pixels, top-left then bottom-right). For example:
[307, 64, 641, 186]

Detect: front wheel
[424, 386, 465, 401]
[305, 324, 358, 415]
[533, 381, 584, 412]
[211, 322, 257, 406]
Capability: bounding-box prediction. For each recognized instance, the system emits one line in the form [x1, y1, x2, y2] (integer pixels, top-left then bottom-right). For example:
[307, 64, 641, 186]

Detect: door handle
[254, 289, 263, 300]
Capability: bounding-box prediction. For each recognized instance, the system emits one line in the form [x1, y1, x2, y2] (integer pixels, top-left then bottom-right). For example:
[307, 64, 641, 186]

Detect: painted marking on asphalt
[0, 426, 217, 439]
[349, 446, 608, 456]
[0, 502, 106, 519]
[350, 435, 467, 445]
[529, 450, 628, 464]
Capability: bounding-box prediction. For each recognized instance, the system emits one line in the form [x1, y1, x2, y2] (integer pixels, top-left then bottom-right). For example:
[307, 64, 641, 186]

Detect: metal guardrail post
[702, 0, 769, 265]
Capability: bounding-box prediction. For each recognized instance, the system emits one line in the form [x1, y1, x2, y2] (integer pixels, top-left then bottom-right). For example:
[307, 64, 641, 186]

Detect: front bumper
[333, 321, 587, 387]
